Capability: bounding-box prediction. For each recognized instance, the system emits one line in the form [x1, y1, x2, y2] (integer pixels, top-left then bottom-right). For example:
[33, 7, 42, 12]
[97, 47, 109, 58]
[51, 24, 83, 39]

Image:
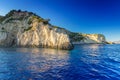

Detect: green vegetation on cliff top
[0, 10, 107, 44]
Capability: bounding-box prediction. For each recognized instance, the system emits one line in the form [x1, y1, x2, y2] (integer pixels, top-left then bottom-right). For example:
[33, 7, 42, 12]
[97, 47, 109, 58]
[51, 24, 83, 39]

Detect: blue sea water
[0, 44, 120, 80]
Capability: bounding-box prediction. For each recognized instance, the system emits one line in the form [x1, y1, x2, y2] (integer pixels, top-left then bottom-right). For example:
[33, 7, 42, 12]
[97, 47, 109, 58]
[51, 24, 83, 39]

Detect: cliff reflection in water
[0, 44, 120, 80]
[0, 48, 70, 79]
[20, 48, 69, 71]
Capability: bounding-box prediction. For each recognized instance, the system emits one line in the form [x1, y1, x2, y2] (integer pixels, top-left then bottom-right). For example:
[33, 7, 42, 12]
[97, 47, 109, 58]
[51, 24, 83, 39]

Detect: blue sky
[0, 0, 120, 41]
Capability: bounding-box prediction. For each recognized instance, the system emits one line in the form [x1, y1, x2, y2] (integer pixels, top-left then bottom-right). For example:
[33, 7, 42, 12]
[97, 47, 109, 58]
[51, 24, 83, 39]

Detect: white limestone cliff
[0, 10, 73, 50]
[0, 10, 108, 49]
[69, 33, 107, 44]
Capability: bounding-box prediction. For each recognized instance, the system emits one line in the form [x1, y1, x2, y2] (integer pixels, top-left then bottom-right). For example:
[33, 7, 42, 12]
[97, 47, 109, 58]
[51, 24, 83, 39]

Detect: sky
[0, 0, 120, 41]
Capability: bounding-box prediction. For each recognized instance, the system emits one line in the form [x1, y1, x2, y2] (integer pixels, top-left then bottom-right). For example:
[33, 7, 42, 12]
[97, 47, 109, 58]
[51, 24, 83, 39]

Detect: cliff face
[0, 10, 108, 50]
[81, 34, 106, 44]
[0, 10, 73, 50]
[69, 32, 106, 44]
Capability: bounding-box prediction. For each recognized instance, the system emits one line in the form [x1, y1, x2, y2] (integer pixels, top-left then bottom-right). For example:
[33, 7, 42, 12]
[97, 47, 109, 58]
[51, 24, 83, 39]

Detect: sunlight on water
[0, 44, 120, 80]
[0, 48, 70, 80]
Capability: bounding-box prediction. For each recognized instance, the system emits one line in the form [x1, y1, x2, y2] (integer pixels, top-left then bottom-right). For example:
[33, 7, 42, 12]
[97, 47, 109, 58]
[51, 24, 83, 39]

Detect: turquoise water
[0, 44, 120, 80]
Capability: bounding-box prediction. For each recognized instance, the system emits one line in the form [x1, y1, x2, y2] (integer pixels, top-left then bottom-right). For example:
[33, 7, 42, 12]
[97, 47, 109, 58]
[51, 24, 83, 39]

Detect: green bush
[0, 10, 24, 23]
[1, 27, 7, 32]
[1, 27, 4, 30]
[24, 26, 32, 31]
[53, 26, 65, 29]
[28, 19, 32, 24]
[69, 32, 85, 41]
[29, 15, 50, 25]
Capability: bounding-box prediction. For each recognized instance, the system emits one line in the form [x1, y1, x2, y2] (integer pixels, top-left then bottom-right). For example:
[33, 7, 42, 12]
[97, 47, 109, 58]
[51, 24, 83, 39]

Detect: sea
[0, 44, 120, 80]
